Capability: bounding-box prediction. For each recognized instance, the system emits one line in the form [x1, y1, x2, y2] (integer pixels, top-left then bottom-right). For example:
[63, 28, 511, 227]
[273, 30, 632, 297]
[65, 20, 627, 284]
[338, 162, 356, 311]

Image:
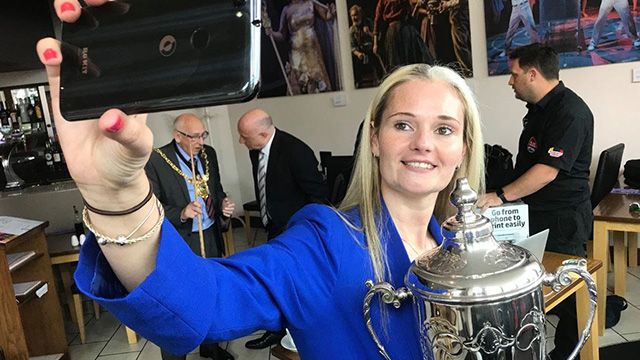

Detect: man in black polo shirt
[478, 43, 594, 360]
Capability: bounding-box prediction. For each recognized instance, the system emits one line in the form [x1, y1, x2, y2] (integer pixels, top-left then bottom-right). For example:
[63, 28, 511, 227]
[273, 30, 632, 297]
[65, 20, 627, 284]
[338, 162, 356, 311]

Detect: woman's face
[371, 79, 466, 201]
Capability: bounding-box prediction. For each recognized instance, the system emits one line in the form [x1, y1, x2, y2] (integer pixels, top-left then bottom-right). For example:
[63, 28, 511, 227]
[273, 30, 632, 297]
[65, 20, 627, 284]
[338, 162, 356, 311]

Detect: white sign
[482, 203, 529, 242]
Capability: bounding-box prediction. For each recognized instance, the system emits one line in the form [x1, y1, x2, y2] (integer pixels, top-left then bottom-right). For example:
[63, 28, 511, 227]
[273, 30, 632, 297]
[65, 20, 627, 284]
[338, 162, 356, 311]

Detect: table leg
[59, 263, 77, 324]
[629, 232, 638, 268]
[593, 220, 607, 336]
[125, 326, 138, 344]
[613, 231, 626, 296]
[577, 270, 599, 360]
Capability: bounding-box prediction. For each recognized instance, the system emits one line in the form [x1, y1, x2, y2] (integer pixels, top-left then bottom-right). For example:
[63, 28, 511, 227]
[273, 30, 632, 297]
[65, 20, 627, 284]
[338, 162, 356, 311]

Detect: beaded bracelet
[83, 197, 164, 246]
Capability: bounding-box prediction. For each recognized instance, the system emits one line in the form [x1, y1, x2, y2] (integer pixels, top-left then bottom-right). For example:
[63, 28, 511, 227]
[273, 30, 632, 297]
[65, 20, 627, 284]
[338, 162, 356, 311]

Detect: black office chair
[326, 155, 354, 205]
[484, 144, 515, 192]
[587, 143, 625, 260]
[319, 151, 332, 178]
[591, 143, 625, 209]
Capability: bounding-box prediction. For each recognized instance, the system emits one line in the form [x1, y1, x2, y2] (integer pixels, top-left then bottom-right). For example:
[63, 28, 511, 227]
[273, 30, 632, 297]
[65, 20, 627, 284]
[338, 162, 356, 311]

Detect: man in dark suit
[144, 113, 235, 360]
[237, 108, 327, 349]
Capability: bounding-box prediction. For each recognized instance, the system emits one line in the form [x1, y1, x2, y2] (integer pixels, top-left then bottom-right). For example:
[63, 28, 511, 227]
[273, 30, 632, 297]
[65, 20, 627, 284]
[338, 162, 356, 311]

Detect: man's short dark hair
[509, 43, 559, 80]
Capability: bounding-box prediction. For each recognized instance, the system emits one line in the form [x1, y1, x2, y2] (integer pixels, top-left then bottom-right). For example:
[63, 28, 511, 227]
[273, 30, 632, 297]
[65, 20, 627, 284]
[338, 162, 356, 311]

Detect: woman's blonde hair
[339, 64, 485, 284]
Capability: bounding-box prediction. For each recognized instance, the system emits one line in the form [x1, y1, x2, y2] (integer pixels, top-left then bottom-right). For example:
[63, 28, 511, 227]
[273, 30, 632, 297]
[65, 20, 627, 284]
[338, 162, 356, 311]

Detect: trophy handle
[363, 280, 412, 360]
[542, 259, 597, 360]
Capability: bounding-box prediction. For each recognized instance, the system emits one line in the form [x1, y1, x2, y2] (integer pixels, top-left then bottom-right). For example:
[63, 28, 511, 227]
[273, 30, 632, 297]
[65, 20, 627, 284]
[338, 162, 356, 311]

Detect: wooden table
[47, 232, 138, 344]
[0, 221, 68, 359]
[593, 193, 640, 334]
[271, 252, 603, 360]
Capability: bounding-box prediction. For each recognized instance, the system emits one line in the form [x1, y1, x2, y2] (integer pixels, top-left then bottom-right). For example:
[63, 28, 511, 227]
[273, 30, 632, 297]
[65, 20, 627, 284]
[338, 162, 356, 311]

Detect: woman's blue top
[75, 204, 443, 359]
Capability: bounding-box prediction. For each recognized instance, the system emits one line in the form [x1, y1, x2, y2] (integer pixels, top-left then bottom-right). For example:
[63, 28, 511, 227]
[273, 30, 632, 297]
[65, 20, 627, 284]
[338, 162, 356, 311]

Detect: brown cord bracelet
[83, 179, 154, 216]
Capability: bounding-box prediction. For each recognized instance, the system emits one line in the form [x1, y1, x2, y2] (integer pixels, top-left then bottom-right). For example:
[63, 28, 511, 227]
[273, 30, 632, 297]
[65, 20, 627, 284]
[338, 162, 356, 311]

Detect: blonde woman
[38, 2, 484, 358]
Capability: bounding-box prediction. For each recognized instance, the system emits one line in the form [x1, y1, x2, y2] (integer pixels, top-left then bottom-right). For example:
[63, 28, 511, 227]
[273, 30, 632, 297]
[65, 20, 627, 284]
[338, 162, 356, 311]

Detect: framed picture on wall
[346, 0, 474, 89]
[258, 0, 343, 98]
[484, 0, 640, 76]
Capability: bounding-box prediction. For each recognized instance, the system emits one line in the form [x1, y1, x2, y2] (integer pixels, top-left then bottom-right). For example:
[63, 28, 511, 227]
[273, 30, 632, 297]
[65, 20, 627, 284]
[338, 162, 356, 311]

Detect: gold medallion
[193, 175, 210, 198]
[155, 148, 212, 200]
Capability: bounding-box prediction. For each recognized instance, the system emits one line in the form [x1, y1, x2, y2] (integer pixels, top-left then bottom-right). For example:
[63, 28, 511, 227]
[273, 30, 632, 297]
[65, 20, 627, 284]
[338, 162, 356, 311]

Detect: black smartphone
[59, 0, 260, 121]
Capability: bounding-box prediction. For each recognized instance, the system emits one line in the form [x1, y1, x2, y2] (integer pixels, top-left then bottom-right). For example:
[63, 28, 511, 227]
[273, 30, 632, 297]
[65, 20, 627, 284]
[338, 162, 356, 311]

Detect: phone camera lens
[233, 0, 247, 8]
[191, 28, 211, 50]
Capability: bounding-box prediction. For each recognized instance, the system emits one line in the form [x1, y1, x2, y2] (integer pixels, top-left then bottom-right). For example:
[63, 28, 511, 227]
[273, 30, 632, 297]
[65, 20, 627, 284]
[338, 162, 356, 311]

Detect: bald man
[237, 108, 327, 349]
[144, 113, 235, 360]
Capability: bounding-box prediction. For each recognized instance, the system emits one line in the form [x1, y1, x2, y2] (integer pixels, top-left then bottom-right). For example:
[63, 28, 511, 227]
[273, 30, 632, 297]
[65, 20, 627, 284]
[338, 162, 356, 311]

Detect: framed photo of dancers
[258, 0, 343, 98]
[346, 0, 474, 89]
[484, 0, 640, 76]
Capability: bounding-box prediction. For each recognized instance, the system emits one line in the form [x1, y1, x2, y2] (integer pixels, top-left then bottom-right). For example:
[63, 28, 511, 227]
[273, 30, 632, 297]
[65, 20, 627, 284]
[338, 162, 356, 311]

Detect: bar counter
[0, 180, 83, 234]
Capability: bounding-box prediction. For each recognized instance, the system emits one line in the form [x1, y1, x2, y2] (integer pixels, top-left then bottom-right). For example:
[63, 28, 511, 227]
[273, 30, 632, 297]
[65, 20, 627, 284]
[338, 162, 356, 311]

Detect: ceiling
[0, 1, 57, 74]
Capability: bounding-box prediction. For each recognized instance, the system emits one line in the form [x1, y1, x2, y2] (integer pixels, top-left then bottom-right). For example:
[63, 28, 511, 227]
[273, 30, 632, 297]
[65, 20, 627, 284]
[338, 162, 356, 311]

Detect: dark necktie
[258, 151, 268, 226]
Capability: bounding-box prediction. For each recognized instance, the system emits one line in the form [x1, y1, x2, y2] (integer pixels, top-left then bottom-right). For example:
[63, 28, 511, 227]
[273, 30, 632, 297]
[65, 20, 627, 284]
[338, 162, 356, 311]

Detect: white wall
[0, 70, 47, 88]
[2, 0, 638, 217]
[221, 0, 640, 206]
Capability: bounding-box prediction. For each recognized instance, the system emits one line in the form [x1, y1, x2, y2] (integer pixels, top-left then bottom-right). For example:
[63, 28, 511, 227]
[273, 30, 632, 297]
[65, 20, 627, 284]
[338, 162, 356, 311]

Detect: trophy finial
[449, 177, 480, 225]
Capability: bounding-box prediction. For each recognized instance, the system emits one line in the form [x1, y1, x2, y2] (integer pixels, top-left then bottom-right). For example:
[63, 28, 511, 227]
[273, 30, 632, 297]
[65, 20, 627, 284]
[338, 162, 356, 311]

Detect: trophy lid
[406, 178, 545, 303]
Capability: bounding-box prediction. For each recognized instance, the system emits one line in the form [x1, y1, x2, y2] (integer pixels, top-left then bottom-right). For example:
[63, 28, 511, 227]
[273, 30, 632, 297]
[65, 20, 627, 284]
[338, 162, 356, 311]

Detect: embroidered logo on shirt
[548, 147, 564, 158]
[527, 137, 537, 153]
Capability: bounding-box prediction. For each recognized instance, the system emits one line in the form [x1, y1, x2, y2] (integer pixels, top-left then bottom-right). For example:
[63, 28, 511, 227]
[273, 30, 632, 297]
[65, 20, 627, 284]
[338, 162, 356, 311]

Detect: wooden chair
[222, 223, 236, 256]
[70, 284, 100, 344]
[242, 200, 262, 247]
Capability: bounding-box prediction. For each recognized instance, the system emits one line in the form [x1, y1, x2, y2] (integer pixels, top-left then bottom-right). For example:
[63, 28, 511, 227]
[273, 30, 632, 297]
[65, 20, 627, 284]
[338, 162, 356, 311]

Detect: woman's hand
[36, 1, 162, 291]
[37, 0, 153, 210]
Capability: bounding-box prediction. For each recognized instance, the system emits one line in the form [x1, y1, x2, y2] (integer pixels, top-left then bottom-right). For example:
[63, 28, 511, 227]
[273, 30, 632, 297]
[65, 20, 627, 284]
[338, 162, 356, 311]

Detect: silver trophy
[364, 178, 596, 360]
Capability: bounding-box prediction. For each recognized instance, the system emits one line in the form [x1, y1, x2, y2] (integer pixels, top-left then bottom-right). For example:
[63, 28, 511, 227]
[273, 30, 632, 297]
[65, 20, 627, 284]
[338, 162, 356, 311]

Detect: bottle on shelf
[73, 205, 85, 238]
[0, 101, 9, 128]
[27, 98, 35, 123]
[33, 97, 43, 122]
[9, 106, 18, 130]
[15, 115, 23, 135]
[32, 96, 44, 132]
[18, 99, 31, 133]
[51, 136, 62, 169]
[44, 137, 54, 168]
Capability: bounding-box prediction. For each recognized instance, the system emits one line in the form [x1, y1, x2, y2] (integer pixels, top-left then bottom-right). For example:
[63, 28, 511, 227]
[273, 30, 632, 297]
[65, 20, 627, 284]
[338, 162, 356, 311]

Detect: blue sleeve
[74, 204, 346, 355]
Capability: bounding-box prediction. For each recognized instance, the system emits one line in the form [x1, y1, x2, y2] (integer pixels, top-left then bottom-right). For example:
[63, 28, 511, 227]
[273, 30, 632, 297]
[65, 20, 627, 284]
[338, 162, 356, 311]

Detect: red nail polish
[60, 2, 76, 13]
[43, 48, 58, 61]
[107, 116, 124, 133]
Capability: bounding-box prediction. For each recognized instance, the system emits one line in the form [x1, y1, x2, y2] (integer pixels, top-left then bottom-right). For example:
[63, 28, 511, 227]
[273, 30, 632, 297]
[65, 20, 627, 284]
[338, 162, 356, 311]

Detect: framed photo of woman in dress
[259, 0, 343, 98]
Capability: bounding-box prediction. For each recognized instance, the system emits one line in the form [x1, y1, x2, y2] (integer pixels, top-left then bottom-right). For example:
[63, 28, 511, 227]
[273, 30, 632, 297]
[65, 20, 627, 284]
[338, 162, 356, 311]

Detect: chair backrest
[591, 143, 625, 209]
[484, 144, 515, 192]
[319, 151, 332, 176]
[326, 155, 354, 205]
[330, 173, 347, 206]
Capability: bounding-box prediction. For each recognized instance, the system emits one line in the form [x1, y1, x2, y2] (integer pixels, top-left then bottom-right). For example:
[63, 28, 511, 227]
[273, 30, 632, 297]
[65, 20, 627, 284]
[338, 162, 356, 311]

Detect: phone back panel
[60, 0, 260, 120]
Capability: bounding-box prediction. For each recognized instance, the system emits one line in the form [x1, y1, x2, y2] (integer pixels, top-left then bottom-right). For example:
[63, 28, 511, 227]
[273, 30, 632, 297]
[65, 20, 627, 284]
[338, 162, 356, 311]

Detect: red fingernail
[60, 2, 76, 13]
[107, 116, 124, 133]
[43, 48, 58, 61]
